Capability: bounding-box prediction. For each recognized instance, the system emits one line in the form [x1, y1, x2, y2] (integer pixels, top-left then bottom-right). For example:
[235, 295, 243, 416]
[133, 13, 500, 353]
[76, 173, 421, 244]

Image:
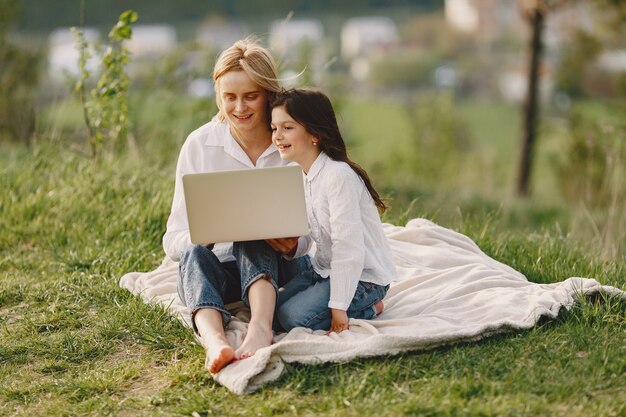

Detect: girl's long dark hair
[271, 88, 387, 212]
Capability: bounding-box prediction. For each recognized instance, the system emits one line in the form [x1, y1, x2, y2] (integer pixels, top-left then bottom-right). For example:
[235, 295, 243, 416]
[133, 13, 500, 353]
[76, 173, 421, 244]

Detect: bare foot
[203, 334, 236, 374]
[235, 321, 273, 360]
[374, 300, 384, 316]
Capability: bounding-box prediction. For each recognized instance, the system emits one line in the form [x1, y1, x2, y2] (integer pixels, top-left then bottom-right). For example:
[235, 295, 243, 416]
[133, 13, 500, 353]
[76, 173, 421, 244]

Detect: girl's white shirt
[163, 120, 285, 262]
[291, 152, 397, 311]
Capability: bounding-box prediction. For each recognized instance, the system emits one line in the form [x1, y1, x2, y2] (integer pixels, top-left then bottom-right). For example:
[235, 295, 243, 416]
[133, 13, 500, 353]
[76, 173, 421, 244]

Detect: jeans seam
[302, 308, 331, 329]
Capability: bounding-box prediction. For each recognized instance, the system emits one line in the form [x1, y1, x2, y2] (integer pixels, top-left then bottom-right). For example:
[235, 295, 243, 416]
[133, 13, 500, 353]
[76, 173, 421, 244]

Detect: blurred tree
[516, 0, 626, 197]
[516, 0, 547, 197]
[0, 0, 41, 143]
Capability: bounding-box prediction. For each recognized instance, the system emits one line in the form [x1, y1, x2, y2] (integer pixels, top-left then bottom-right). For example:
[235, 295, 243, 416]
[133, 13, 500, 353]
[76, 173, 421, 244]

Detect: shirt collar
[305, 152, 329, 181]
[203, 121, 279, 166]
[203, 120, 231, 147]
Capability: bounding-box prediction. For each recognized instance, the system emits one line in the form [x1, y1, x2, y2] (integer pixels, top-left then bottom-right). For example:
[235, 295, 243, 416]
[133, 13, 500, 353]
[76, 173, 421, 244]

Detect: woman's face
[218, 70, 268, 136]
[271, 105, 320, 173]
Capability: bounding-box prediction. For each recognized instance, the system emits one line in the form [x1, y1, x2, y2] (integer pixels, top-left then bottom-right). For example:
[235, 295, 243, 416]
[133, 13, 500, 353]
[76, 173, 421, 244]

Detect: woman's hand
[328, 309, 349, 334]
[266, 237, 299, 255]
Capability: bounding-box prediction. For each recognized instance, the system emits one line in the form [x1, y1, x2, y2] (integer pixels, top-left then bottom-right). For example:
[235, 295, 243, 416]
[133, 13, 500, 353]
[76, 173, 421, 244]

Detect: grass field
[1, 96, 625, 416]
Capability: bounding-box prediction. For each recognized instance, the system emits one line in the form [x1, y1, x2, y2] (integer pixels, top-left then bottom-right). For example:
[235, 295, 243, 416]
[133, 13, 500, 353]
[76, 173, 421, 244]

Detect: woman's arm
[267, 235, 313, 258]
[162, 137, 198, 261]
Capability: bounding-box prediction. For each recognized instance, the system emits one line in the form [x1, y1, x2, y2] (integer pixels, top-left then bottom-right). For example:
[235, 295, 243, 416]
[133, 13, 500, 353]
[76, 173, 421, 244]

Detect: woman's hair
[271, 88, 387, 212]
[213, 37, 281, 124]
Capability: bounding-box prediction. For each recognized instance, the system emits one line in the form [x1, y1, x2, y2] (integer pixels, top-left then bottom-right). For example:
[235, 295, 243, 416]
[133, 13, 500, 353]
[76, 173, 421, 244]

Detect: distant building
[196, 20, 248, 51]
[445, 0, 521, 42]
[340, 16, 398, 61]
[125, 25, 177, 59]
[498, 63, 554, 104]
[597, 50, 626, 73]
[444, 0, 479, 32]
[47, 27, 100, 81]
[269, 18, 324, 57]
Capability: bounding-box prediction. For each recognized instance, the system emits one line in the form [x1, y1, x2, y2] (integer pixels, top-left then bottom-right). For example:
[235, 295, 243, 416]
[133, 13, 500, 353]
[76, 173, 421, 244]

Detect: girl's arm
[329, 309, 350, 333]
[326, 168, 366, 313]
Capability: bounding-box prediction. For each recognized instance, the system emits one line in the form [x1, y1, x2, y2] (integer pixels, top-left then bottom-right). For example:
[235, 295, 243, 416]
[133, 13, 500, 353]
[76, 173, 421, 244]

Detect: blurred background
[2, 0, 625, 260]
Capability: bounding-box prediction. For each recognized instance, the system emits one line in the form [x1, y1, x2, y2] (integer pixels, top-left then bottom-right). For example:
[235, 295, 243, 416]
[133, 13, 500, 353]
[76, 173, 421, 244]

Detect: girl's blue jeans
[177, 240, 310, 334]
[275, 266, 389, 332]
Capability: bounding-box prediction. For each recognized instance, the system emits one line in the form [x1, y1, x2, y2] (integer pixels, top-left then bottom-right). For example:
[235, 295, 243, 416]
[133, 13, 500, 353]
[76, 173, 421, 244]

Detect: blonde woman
[163, 38, 309, 373]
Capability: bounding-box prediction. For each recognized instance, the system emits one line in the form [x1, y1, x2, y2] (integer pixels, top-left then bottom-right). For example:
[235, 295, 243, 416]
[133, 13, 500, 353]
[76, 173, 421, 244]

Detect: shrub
[73, 10, 138, 158]
[392, 92, 473, 186]
[0, 0, 41, 143]
[556, 101, 626, 208]
[368, 49, 441, 90]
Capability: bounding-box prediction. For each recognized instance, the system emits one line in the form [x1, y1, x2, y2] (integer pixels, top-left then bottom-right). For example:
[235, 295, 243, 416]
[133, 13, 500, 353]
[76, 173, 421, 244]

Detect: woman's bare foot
[235, 321, 273, 360]
[204, 334, 236, 374]
[374, 300, 384, 316]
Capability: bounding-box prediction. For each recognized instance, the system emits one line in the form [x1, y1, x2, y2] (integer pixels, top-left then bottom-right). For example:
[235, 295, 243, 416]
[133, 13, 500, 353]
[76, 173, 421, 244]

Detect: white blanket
[119, 218, 624, 395]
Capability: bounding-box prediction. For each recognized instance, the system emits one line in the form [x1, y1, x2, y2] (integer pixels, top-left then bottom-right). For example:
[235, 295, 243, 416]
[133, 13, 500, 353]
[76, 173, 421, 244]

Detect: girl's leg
[346, 282, 389, 320]
[178, 244, 238, 373]
[279, 280, 389, 332]
[277, 274, 331, 331]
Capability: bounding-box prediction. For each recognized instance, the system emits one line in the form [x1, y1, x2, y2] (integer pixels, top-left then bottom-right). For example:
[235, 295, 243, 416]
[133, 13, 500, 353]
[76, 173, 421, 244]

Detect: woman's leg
[193, 308, 235, 373]
[235, 277, 276, 359]
[178, 244, 238, 373]
[232, 240, 282, 358]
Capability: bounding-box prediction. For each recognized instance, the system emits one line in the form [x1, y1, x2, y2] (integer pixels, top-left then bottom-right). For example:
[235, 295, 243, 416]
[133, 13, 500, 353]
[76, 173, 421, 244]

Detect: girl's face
[219, 70, 268, 136]
[271, 106, 320, 173]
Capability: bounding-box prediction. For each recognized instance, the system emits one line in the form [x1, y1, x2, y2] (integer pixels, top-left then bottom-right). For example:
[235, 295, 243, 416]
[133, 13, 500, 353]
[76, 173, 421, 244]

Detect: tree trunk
[517, 7, 544, 197]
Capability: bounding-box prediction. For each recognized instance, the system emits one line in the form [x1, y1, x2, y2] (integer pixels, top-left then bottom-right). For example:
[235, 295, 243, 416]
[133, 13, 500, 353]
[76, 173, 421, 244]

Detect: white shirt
[163, 120, 286, 262]
[293, 152, 397, 311]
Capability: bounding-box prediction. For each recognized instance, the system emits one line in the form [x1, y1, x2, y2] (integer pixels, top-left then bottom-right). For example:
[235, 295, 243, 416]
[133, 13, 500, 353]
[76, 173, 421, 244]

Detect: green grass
[1, 99, 624, 416]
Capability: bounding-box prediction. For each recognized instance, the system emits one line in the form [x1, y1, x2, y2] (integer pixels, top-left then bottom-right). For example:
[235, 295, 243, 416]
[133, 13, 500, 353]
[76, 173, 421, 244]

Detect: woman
[163, 38, 308, 374]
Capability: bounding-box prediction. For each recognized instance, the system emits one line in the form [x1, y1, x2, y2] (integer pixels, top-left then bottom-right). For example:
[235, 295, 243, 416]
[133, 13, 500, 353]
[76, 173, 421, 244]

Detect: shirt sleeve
[162, 136, 196, 261]
[326, 169, 365, 311]
[282, 235, 314, 260]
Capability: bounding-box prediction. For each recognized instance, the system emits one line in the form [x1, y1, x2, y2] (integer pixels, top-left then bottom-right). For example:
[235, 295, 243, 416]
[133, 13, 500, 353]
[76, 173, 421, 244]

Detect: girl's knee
[276, 304, 302, 331]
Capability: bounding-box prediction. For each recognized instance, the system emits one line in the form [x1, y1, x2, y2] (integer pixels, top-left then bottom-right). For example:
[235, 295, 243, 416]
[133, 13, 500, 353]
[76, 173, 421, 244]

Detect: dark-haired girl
[269, 88, 396, 333]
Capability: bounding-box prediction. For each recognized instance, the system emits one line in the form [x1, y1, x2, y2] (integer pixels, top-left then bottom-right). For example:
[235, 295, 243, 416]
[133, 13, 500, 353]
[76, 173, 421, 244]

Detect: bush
[556, 101, 626, 208]
[368, 49, 441, 90]
[0, 0, 41, 143]
[391, 92, 473, 186]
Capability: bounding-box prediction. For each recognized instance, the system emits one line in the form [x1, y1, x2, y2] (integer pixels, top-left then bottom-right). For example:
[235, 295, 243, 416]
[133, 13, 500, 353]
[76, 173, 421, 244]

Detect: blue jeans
[276, 266, 389, 332]
[177, 240, 311, 334]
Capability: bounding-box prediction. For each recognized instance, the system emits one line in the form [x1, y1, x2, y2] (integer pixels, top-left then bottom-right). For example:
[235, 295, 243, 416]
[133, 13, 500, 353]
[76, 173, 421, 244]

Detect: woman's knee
[180, 244, 209, 264]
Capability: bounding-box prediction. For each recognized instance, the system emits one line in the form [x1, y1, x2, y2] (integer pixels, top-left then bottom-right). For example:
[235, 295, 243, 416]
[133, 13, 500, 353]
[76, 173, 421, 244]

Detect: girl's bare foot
[374, 300, 384, 316]
[235, 321, 273, 360]
[204, 334, 236, 374]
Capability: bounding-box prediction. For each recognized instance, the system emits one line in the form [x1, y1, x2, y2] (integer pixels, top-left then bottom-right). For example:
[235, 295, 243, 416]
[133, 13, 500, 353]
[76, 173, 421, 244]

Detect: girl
[270, 89, 397, 333]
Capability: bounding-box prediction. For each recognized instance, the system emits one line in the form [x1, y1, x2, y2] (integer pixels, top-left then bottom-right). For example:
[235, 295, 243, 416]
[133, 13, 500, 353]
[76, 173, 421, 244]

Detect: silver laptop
[182, 165, 309, 245]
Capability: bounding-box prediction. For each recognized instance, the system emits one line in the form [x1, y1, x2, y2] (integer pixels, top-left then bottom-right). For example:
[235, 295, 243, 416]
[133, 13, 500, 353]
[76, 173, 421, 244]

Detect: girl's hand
[328, 309, 349, 334]
[266, 237, 299, 255]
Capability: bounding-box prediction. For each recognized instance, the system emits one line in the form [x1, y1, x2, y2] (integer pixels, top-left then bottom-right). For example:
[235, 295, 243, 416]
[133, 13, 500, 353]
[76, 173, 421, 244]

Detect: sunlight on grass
[1, 105, 624, 416]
